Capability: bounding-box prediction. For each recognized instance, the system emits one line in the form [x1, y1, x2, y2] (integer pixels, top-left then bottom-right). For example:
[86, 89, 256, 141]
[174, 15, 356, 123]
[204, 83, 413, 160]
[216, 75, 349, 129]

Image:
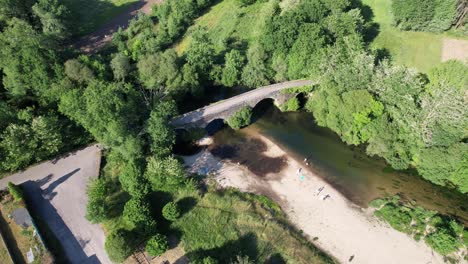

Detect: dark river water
[209, 104, 468, 223]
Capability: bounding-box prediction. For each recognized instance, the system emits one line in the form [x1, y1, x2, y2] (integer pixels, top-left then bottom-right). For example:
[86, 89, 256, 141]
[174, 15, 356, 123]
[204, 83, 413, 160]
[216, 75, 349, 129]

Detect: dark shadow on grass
[187, 232, 259, 262]
[266, 253, 286, 264]
[177, 197, 197, 217]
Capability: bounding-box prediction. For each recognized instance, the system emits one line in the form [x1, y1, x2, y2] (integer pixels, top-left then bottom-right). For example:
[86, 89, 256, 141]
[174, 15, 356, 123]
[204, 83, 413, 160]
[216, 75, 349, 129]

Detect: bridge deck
[172, 80, 313, 127]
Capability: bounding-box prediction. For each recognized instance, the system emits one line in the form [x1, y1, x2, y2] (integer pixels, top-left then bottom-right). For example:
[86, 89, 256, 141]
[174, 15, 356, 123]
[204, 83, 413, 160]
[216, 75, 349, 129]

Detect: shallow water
[211, 106, 468, 223]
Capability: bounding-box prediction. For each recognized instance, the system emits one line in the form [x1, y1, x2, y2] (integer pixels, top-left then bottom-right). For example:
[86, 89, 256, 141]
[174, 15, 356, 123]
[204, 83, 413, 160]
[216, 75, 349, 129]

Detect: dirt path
[74, 0, 160, 53]
[183, 132, 446, 264]
[442, 38, 468, 62]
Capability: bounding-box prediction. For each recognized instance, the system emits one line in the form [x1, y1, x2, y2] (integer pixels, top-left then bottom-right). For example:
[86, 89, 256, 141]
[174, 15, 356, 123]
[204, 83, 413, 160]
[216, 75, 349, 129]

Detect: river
[208, 103, 468, 223]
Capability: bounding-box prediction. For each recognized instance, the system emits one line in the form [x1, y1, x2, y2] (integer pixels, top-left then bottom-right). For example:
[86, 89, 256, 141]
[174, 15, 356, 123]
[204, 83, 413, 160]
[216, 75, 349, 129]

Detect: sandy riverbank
[182, 132, 446, 264]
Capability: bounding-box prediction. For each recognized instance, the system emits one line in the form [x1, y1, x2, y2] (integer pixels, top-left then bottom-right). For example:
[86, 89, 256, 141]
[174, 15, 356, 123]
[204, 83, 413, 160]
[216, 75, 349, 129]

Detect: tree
[123, 197, 153, 226]
[137, 49, 183, 95]
[0, 18, 58, 100]
[111, 53, 131, 81]
[185, 26, 215, 80]
[241, 45, 270, 88]
[119, 160, 149, 198]
[226, 107, 252, 130]
[86, 177, 110, 223]
[105, 229, 137, 263]
[7, 182, 23, 201]
[145, 233, 168, 257]
[32, 0, 69, 39]
[162, 201, 180, 221]
[221, 49, 245, 87]
[425, 229, 461, 255]
[64, 59, 94, 83]
[145, 156, 186, 192]
[147, 101, 177, 157]
[0, 124, 36, 171]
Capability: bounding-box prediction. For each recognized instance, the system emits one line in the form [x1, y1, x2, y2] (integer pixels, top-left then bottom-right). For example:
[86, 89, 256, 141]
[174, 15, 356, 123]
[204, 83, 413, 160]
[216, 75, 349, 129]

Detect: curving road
[172, 80, 314, 128]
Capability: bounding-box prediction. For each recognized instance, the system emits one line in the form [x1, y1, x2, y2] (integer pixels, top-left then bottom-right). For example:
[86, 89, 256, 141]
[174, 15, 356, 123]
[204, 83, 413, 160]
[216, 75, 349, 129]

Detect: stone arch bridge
[171, 80, 314, 129]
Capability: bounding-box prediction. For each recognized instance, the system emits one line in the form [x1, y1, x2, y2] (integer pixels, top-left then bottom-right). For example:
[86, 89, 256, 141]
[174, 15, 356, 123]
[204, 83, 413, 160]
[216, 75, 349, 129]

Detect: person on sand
[323, 194, 330, 200]
[316, 186, 324, 196]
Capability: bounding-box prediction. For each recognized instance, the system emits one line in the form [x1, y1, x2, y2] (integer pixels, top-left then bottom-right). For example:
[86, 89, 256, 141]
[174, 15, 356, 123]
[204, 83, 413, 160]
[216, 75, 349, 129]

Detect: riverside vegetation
[0, 0, 466, 262]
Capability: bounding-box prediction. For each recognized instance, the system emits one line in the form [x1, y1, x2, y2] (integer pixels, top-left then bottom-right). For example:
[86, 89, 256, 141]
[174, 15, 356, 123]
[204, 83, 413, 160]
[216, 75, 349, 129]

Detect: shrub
[146, 233, 168, 257]
[162, 202, 180, 221]
[7, 182, 23, 201]
[425, 229, 461, 255]
[280, 97, 300, 112]
[369, 198, 388, 209]
[123, 197, 153, 226]
[105, 229, 136, 263]
[226, 107, 252, 130]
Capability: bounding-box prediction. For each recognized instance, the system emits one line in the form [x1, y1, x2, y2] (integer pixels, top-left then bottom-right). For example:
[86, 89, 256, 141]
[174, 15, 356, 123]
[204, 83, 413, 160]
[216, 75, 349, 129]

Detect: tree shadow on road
[22, 179, 100, 264]
[42, 168, 81, 201]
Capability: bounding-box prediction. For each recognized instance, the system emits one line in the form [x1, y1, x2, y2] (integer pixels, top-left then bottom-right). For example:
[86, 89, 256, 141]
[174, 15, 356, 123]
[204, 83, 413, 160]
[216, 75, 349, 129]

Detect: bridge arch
[205, 118, 226, 135]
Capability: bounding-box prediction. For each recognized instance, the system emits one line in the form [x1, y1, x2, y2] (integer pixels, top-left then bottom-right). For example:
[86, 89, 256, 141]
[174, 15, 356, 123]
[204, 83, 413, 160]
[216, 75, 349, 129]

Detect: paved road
[0, 145, 111, 264]
[75, 0, 160, 53]
[172, 80, 314, 127]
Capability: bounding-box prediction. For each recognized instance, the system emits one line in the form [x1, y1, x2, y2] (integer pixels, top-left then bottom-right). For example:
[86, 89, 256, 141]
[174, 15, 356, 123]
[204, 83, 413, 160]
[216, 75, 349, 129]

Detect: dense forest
[0, 0, 466, 262]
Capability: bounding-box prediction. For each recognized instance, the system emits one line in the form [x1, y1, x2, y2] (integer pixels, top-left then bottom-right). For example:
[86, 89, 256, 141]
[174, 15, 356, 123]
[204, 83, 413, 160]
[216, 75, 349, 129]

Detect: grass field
[362, 0, 446, 72]
[64, 0, 139, 36]
[171, 186, 334, 263]
[174, 0, 276, 54]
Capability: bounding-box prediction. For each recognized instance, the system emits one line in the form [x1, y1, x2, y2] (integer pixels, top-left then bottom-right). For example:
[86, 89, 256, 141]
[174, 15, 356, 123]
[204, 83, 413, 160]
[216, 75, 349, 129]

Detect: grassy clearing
[170, 186, 334, 263]
[63, 0, 139, 36]
[362, 0, 444, 72]
[174, 0, 276, 54]
[0, 193, 50, 264]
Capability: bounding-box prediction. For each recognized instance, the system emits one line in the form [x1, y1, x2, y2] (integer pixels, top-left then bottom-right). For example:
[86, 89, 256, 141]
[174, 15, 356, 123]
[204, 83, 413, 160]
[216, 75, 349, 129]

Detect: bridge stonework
[171, 80, 313, 129]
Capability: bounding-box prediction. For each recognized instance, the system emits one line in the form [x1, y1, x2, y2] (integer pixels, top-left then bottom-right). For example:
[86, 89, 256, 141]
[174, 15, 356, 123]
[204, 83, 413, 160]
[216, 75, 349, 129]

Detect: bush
[425, 229, 461, 255]
[226, 107, 252, 130]
[7, 182, 23, 201]
[105, 229, 136, 263]
[145, 233, 168, 257]
[162, 202, 180, 221]
[280, 97, 300, 112]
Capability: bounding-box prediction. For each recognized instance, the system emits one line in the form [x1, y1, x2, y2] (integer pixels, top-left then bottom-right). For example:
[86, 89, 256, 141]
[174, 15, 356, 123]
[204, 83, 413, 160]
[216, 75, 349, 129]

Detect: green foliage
[373, 197, 466, 256]
[173, 188, 333, 263]
[110, 53, 130, 81]
[280, 97, 300, 112]
[86, 177, 111, 223]
[425, 229, 461, 256]
[369, 198, 387, 209]
[391, 0, 457, 32]
[59, 80, 144, 160]
[162, 201, 180, 221]
[137, 49, 183, 95]
[7, 182, 23, 201]
[0, 18, 59, 99]
[145, 233, 168, 256]
[146, 101, 177, 158]
[226, 106, 252, 130]
[105, 229, 137, 263]
[221, 49, 245, 87]
[32, 0, 70, 39]
[145, 156, 187, 192]
[123, 197, 153, 226]
[241, 45, 270, 88]
[119, 160, 150, 198]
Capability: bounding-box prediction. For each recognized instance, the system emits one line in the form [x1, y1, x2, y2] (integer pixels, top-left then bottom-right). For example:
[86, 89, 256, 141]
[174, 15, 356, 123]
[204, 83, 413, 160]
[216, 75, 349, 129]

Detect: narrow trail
[74, 0, 160, 53]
